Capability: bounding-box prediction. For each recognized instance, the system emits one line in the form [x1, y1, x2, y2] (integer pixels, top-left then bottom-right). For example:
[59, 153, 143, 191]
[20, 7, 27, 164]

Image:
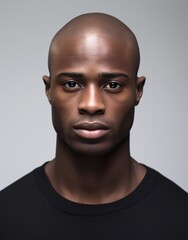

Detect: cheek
[112, 105, 135, 144]
[112, 104, 135, 127]
[52, 104, 74, 126]
[50, 91, 75, 129]
[106, 88, 136, 115]
[106, 91, 136, 132]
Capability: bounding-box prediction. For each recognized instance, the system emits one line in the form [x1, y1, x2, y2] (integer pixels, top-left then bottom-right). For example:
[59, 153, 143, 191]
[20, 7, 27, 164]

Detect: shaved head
[48, 13, 140, 76]
[43, 12, 146, 157]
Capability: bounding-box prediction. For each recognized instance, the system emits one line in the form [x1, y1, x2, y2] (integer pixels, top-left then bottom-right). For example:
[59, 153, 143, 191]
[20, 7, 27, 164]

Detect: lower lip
[73, 129, 109, 139]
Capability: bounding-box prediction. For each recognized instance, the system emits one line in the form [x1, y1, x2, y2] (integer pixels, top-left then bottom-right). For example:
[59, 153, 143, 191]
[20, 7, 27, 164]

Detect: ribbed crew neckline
[33, 162, 159, 216]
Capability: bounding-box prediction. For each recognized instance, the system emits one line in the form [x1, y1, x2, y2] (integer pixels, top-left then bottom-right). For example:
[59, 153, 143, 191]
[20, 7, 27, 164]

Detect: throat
[44, 135, 146, 204]
[45, 155, 146, 204]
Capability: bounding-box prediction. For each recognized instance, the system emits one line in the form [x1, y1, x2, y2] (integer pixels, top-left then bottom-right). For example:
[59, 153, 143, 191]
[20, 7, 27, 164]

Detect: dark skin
[43, 13, 146, 204]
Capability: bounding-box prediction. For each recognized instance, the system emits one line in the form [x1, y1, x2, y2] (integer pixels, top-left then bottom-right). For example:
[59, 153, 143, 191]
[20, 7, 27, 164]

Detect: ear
[135, 76, 146, 106]
[42, 75, 51, 104]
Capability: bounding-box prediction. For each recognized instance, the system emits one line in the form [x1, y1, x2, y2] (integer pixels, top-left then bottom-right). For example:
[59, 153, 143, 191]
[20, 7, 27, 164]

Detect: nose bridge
[78, 83, 105, 115]
[87, 84, 98, 107]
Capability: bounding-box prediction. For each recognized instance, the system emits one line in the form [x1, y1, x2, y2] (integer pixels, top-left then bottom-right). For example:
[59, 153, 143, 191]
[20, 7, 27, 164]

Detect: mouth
[73, 122, 110, 139]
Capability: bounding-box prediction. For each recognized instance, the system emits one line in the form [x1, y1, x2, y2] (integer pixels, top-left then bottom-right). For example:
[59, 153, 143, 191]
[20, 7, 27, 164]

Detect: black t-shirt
[0, 163, 188, 240]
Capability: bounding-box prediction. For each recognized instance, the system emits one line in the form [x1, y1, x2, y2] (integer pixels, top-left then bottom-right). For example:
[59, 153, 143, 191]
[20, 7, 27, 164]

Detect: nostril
[79, 108, 87, 114]
[78, 107, 105, 115]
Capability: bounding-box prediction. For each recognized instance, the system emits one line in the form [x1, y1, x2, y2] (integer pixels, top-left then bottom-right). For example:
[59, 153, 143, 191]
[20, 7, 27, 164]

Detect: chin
[68, 141, 118, 157]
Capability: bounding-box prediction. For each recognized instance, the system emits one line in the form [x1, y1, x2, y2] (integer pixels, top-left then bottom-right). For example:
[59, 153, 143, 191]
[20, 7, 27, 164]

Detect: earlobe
[135, 76, 146, 106]
[42, 75, 51, 104]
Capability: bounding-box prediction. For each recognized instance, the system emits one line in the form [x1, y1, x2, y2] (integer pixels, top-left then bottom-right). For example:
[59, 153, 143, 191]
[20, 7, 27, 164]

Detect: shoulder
[155, 168, 187, 197]
[139, 166, 188, 236]
[0, 163, 47, 199]
[1, 170, 36, 199]
[0, 164, 49, 238]
[0, 165, 43, 220]
[146, 165, 188, 212]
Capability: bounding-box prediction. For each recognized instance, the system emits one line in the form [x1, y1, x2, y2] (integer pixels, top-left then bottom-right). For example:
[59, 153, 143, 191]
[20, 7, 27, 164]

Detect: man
[0, 12, 188, 239]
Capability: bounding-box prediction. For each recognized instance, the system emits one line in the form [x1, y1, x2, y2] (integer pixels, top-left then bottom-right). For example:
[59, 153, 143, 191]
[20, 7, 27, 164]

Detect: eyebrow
[101, 73, 128, 79]
[56, 72, 129, 79]
[56, 72, 83, 78]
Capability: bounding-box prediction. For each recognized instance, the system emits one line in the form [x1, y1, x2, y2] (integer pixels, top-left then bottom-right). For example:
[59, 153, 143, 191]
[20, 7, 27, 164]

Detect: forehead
[50, 32, 137, 76]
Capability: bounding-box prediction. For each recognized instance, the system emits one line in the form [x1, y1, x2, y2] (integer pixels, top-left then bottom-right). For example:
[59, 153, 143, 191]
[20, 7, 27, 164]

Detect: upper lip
[73, 122, 109, 130]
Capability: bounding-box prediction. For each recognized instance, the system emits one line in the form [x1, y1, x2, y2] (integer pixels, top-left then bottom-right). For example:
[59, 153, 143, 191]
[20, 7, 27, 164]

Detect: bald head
[48, 13, 140, 76]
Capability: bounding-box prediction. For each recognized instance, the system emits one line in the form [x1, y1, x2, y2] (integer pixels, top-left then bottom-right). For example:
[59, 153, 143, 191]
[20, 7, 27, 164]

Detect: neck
[45, 136, 146, 204]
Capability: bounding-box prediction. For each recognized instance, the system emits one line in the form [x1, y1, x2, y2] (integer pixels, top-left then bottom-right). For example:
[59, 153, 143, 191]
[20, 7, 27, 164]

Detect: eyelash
[61, 80, 124, 92]
[104, 81, 122, 89]
[63, 81, 81, 88]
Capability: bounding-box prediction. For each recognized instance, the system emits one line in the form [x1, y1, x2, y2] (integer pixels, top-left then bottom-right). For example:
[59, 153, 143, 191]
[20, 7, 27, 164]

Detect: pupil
[110, 82, 117, 88]
[69, 81, 76, 87]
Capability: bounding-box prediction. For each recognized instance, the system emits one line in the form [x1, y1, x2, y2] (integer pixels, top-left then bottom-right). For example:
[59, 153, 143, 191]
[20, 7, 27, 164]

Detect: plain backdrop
[0, 0, 187, 191]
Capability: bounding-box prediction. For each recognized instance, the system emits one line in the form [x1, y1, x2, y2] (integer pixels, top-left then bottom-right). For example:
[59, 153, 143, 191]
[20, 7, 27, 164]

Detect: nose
[78, 84, 105, 115]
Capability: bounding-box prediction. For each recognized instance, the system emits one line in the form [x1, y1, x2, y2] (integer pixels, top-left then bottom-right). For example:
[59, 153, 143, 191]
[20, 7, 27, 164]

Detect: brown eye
[64, 81, 79, 88]
[62, 80, 82, 92]
[105, 81, 121, 89]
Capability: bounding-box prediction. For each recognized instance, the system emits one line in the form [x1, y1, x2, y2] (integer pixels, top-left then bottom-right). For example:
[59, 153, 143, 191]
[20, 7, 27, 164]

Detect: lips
[73, 122, 109, 139]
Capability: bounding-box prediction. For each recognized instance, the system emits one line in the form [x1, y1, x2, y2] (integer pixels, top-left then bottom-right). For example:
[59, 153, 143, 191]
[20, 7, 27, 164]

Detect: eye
[64, 81, 79, 88]
[104, 81, 122, 91]
[62, 80, 81, 91]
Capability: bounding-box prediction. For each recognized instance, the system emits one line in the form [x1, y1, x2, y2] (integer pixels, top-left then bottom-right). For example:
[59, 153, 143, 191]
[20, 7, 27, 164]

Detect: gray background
[0, 0, 187, 191]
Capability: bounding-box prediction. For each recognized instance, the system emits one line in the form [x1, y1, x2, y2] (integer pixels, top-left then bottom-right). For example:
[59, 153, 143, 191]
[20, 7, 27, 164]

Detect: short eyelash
[105, 81, 121, 88]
